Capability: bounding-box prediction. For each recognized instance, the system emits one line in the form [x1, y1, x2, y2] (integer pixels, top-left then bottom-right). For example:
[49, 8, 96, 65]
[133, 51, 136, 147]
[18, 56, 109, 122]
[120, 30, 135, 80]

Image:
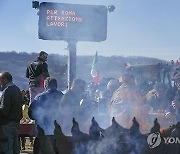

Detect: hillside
[0, 51, 164, 90]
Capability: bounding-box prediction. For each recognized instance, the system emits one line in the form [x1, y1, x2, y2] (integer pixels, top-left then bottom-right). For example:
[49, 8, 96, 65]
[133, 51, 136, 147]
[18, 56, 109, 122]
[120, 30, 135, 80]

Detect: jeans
[0, 122, 20, 154]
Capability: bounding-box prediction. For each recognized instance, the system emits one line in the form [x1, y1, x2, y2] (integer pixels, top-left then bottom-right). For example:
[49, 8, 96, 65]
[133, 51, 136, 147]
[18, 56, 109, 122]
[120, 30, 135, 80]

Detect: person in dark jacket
[26, 51, 50, 104]
[0, 72, 23, 154]
[28, 77, 63, 153]
[29, 77, 63, 135]
[59, 78, 95, 135]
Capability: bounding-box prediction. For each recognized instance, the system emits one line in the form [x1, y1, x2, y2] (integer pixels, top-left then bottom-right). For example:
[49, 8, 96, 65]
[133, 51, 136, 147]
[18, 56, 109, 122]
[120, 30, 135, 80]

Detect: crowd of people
[0, 50, 180, 153]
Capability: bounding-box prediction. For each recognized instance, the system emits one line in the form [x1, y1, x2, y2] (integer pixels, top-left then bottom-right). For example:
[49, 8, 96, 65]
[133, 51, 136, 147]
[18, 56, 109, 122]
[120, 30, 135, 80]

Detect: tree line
[0, 51, 163, 90]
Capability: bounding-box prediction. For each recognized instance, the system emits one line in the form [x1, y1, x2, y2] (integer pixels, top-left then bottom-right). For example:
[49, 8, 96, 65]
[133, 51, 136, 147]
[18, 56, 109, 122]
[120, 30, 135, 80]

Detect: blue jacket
[29, 88, 63, 135]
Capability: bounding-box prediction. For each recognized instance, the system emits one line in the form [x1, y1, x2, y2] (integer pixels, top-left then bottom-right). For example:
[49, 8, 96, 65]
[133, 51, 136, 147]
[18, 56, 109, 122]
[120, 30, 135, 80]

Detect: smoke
[86, 137, 119, 154]
[34, 106, 59, 135]
[34, 94, 177, 154]
[70, 117, 147, 154]
[32, 90, 62, 135]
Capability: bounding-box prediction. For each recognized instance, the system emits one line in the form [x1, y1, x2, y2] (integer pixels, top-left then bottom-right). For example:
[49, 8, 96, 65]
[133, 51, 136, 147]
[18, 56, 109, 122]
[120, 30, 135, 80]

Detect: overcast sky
[0, 0, 179, 60]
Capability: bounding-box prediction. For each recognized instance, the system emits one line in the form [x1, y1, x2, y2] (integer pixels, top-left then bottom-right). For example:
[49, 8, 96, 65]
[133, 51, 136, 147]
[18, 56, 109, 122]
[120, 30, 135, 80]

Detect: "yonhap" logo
[147, 132, 180, 148]
[147, 132, 161, 148]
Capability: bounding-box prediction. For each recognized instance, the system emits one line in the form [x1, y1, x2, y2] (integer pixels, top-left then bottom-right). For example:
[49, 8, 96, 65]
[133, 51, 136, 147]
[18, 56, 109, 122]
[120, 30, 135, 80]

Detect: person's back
[34, 89, 63, 134]
[110, 74, 143, 128]
[26, 51, 50, 103]
[59, 78, 94, 134]
[26, 56, 49, 87]
[60, 79, 86, 121]
[110, 74, 142, 116]
[29, 77, 63, 135]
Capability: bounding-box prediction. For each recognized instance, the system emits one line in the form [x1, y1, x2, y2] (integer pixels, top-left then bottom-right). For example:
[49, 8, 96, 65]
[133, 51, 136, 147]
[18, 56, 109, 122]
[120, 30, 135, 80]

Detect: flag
[91, 51, 99, 85]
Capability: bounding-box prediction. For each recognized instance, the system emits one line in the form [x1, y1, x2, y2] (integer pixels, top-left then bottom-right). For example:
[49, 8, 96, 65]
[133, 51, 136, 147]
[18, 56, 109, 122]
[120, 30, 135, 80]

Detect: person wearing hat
[171, 72, 180, 122]
[26, 51, 50, 104]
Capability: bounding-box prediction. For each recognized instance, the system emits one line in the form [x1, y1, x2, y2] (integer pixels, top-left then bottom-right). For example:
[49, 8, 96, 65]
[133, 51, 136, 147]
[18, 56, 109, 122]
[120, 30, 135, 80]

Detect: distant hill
[0, 51, 164, 90]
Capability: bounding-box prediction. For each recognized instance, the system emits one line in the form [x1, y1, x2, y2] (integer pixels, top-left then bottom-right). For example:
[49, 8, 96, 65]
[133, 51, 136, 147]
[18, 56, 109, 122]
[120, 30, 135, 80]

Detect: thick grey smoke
[64, 117, 147, 154]
[32, 92, 62, 135]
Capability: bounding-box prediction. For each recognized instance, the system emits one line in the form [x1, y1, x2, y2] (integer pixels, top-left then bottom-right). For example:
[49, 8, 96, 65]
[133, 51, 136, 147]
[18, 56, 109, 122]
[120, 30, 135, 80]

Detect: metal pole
[67, 40, 77, 90]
